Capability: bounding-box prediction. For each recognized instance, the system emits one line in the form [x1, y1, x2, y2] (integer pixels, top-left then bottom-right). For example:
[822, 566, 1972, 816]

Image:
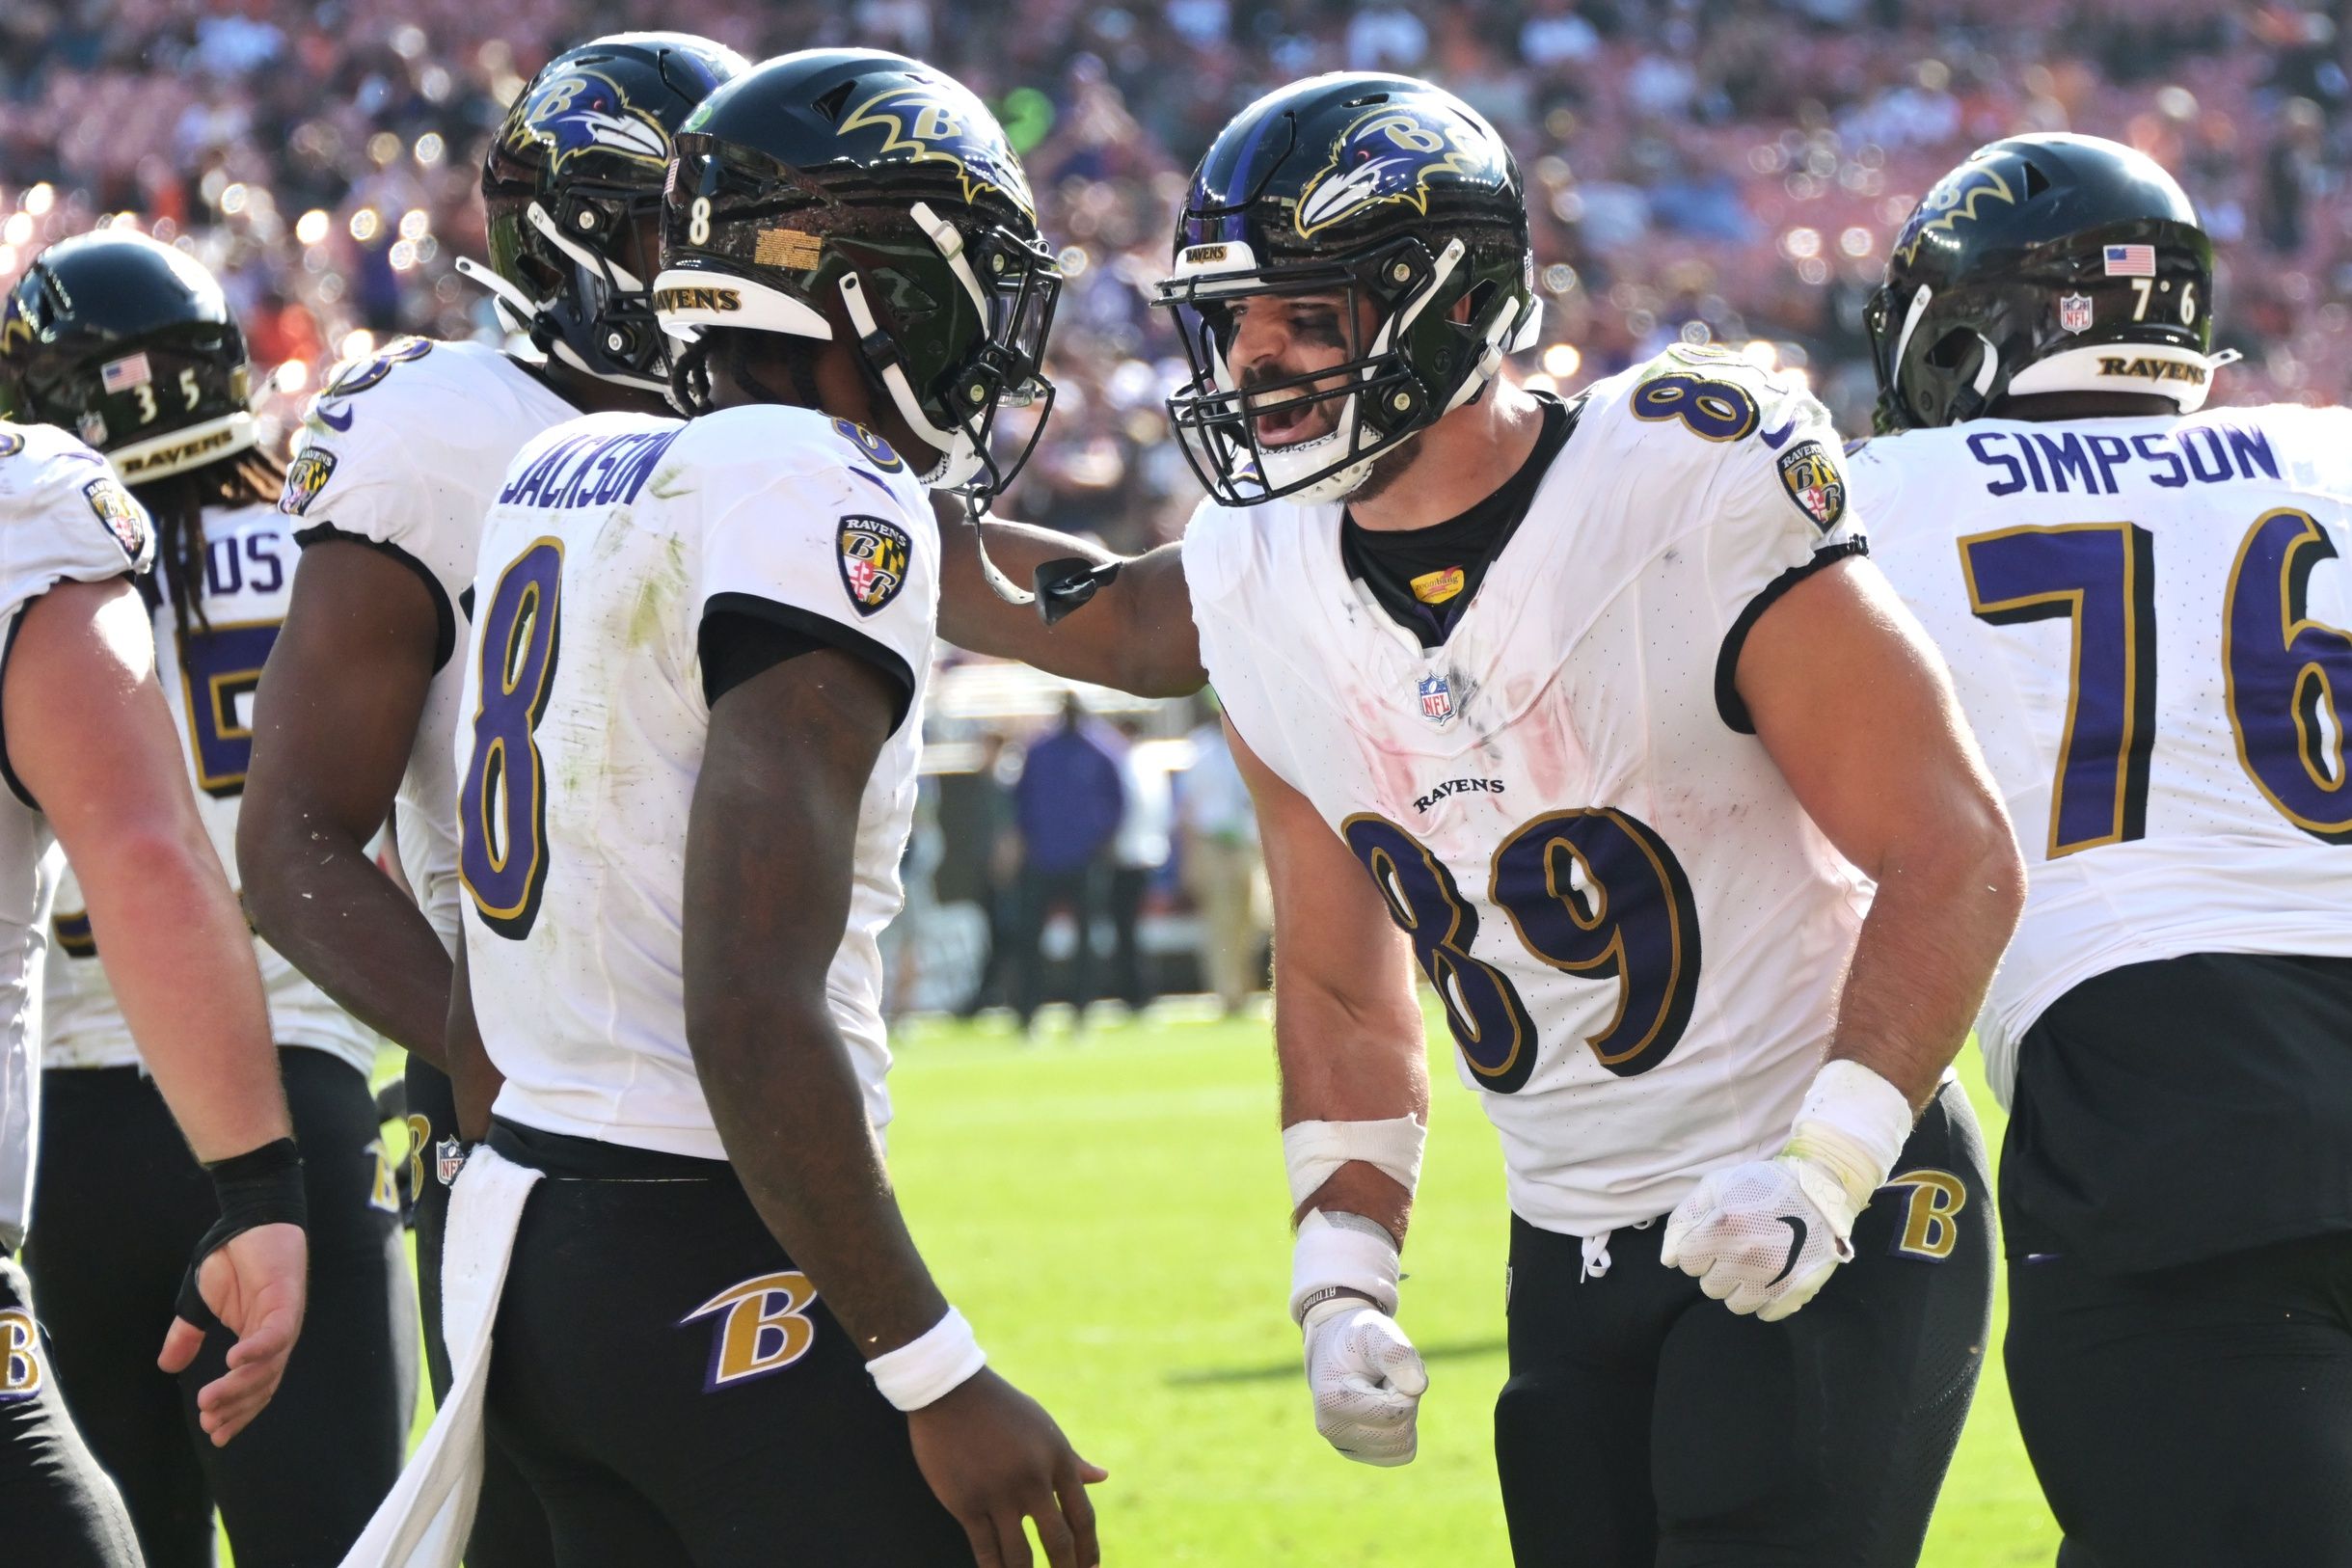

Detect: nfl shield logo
[1417, 674, 1453, 724]
[435, 1137, 467, 1186]
[2058, 292, 2094, 335]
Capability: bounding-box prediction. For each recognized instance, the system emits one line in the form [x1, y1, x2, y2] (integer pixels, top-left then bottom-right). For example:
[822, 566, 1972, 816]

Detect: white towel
[338, 1144, 542, 1568]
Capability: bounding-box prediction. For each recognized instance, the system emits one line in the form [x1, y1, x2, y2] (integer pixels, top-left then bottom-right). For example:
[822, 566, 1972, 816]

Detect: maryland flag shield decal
[837, 514, 912, 617]
[1775, 442, 1847, 532]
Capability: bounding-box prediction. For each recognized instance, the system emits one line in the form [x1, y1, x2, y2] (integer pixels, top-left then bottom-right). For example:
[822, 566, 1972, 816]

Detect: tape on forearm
[1781, 1059, 1913, 1227]
[1283, 1115, 1426, 1210]
[867, 1307, 988, 1413]
[1289, 1209, 1401, 1324]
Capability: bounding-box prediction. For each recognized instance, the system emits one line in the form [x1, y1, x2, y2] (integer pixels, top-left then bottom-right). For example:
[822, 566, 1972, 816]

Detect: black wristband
[175, 1137, 307, 1338]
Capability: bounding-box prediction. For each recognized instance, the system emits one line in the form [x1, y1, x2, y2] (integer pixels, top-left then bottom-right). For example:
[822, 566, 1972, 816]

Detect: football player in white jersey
[2, 231, 405, 1568]
[950, 72, 2026, 1563]
[1856, 133, 2352, 1566]
[235, 33, 742, 1568]
[437, 50, 1099, 1568]
[0, 424, 306, 1554]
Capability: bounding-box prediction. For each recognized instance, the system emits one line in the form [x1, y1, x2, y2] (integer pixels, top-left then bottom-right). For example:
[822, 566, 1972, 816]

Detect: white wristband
[1283, 1115, 1426, 1210]
[1289, 1208, 1401, 1324]
[867, 1307, 987, 1413]
[1782, 1060, 1914, 1221]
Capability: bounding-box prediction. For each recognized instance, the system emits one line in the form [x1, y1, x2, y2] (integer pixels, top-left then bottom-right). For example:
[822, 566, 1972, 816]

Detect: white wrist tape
[1289, 1209, 1401, 1324]
[1283, 1115, 1426, 1210]
[867, 1307, 987, 1413]
[1781, 1060, 1914, 1229]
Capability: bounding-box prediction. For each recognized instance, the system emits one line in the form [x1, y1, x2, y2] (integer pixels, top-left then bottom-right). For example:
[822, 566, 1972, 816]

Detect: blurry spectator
[2262, 96, 2325, 255]
[1108, 717, 1174, 1011]
[1176, 714, 1267, 1018]
[938, 730, 1020, 1017]
[1012, 695, 1126, 1032]
[1346, 3, 1428, 72]
[1520, 0, 1600, 68]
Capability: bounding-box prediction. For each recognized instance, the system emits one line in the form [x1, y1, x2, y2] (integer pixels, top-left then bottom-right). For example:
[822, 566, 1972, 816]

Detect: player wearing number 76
[943, 70, 2026, 1566]
[1856, 132, 2352, 1568]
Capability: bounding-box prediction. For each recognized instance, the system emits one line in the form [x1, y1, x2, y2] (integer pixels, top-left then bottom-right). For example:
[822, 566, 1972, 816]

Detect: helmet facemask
[1154, 231, 1537, 507]
[653, 131, 1063, 500]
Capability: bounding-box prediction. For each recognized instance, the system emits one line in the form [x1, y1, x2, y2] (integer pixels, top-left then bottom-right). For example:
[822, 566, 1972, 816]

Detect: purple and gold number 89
[458, 538, 564, 938]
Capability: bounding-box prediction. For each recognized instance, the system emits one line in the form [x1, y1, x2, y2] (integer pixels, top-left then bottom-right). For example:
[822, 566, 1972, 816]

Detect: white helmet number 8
[688, 197, 712, 248]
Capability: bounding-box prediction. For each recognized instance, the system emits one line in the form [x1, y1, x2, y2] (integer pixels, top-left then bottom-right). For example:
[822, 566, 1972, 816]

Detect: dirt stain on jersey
[629, 535, 689, 652]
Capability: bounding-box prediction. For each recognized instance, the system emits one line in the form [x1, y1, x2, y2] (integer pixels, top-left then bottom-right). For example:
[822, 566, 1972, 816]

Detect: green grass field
[363, 1004, 2060, 1566]
[876, 1005, 2062, 1566]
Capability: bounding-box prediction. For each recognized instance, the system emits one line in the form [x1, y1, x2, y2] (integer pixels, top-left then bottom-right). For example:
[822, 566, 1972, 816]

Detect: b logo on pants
[681, 1271, 819, 1392]
[1879, 1169, 1968, 1261]
[0, 1310, 44, 1402]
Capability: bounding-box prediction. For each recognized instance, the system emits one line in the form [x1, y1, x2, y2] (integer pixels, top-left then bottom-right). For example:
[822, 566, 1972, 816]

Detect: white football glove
[1301, 1296, 1428, 1467]
[1659, 1154, 1858, 1321]
[1661, 1060, 1915, 1323]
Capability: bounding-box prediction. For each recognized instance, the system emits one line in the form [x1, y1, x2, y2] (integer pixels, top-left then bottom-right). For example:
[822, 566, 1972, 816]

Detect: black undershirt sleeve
[698, 596, 915, 731]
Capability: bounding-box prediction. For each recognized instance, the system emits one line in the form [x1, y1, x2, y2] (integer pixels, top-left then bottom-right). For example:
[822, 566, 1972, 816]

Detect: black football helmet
[1867, 132, 2230, 433]
[468, 32, 746, 394]
[655, 48, 1062, 499]
[0, 230, 257, 481]
[1150, 73, 1541, 506]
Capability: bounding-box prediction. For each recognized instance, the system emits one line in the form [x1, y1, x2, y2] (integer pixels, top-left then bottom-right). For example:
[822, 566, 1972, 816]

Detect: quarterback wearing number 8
[427, 49, 1102, 1568]
[1109, 71, 2029, 1562]
[1857, 133, 2352, 1567]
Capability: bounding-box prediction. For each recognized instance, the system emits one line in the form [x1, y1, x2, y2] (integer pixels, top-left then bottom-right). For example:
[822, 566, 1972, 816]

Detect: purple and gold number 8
[1489, 808, 1702, 1075]
[458, 538, 564, 938]
[1341, 815, 1538, 1094]
[1630, 373, 1760, 443]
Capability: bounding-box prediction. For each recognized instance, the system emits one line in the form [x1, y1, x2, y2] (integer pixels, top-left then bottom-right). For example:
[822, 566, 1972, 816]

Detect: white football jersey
[41, 500, 377, 1075]
[1856, 406, 2352, 1101]
[1185, 347, 1875, 1237]
[0, 422, 156, 1246]
[280, 337, 578, 950]
[457, 405, 936, 1159]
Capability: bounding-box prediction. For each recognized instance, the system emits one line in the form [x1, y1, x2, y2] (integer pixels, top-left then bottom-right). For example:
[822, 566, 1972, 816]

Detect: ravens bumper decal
[837, 515, 912, 616]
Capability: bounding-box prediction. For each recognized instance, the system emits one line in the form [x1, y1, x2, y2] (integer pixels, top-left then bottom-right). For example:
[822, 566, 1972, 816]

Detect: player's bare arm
[443, 938, 501, 1143]
[685, 641, 1104, 1568]
[1229, 717, 1434, 1467]
[1663, 553, 2026, 1320]
[240, 539, 452, 1067]
[932, 496, 1204, 697]
[9, 575, 306, 1446]
[1740, 555, 2026, 1107]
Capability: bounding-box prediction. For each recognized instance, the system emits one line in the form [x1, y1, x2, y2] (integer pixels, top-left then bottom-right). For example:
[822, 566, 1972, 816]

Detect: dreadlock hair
[667, 326, 828, 419]
[126, 446, 287, 636]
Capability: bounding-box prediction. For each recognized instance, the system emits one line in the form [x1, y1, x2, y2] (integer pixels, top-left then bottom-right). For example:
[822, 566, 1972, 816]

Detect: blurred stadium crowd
[6, 0, 2349, 561]
[5, 0, 2345, 1014]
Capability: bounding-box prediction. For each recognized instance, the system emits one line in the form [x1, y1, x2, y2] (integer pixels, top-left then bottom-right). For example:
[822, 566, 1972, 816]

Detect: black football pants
[1497, 1082, 1994, 1567]
[405, 1057, 557, 1568]
[0, 1255, 142, 1566]
[25, 1049, 413, 1568]
[2009, 1233, 2352, 1567]
[482, 1121, 975, 1568]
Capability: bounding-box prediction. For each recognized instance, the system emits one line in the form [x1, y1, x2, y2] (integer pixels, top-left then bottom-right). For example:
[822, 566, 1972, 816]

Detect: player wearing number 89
[433, 48, 1100, 1568]
[1857, 132, 2352, 1567]
[1129, 72, 2024, 1563]
[0, 230, 403, 1568]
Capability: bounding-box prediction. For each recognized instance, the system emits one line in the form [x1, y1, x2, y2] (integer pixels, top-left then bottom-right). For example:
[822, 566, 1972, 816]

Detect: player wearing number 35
[1856, 132, 2352, 1567]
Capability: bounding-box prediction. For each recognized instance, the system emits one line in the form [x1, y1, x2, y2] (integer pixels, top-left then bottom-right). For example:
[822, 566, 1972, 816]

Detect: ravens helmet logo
[1294, 105, 1494, 238]
[509, 68, 670, 175]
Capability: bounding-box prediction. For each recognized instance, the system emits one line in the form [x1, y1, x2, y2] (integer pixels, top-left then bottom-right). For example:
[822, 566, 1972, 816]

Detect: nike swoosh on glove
[1659, 1155, 1859, 1322]
[1302, 1299, 1428, 1466]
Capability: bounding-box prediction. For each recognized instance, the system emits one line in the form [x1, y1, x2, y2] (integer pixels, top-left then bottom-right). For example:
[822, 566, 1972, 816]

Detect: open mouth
[1250, 392, 1332, 447]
